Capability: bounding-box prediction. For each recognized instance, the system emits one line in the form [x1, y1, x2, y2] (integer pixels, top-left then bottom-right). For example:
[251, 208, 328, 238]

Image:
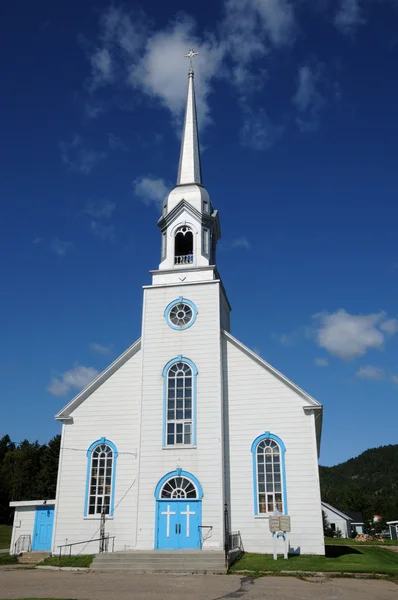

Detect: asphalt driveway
[0, 570, 396, 600]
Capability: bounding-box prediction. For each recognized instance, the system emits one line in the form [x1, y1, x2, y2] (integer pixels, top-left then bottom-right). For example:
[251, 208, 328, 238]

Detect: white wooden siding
[222, 335, 324, 555]
[10, 507, 36, 553]
[322, 505, 350, 538]
[136, 281, 226, 550]
[53, 350, 142, 554]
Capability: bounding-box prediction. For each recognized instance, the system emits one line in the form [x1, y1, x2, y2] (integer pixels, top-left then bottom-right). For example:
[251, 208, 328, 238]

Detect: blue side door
[157, 502, 180, 549]
[179, 502, 201, 549]
[32, 506, 54, 551]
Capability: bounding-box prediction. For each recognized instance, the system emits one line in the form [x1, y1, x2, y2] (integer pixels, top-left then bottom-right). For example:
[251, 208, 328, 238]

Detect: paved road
[0, 570, 396, 600]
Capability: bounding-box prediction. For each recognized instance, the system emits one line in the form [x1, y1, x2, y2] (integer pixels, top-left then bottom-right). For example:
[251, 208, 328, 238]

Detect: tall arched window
[251, 432, 287, 516]
[175, 226, 193, 264]
[84, 438, 118, 517]
[162, 357, 198, 447]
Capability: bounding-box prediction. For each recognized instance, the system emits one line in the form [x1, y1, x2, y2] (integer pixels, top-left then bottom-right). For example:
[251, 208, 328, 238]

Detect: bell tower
[154, 52, 221, 283]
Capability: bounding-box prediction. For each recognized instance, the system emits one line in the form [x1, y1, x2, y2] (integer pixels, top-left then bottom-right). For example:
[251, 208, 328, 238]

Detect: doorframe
[32, 506, 55, 551]
[154, 469, 203, 550]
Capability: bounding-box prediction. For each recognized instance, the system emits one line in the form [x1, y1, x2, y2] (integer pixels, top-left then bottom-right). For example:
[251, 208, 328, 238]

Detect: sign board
[269, 516, 281, 533]
[268, 515, 291, 533]
[279, 516, 291, 532]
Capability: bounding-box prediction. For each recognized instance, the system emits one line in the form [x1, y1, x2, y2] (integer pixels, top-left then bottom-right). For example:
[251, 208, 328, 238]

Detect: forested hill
[320, 444, 398, 523]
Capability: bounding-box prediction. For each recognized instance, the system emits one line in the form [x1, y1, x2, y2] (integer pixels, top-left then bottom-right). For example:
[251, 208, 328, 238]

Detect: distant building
[387, 520, 398, 540]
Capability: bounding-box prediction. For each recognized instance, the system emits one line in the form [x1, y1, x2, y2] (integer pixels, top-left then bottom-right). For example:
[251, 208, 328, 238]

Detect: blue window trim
[251, 431, 287, 516]
[84, 437, 119, 517]
[164, 297, 198, 330]
[162, 356, 198, 447]
[154, 468, 204, 499]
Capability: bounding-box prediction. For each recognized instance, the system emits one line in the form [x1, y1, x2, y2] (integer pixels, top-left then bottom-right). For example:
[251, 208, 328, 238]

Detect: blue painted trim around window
[84, 437, 119, 517]
[251, 431, 287, 516]
[164, 297, 198, 330]
[154, 469, 204, 499]
[162, 357, 198, 447]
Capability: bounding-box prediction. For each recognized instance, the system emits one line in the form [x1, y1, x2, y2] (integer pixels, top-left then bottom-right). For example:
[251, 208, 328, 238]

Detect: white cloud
[240, 108, 283, 150]
[133, 176, 169, 208]
[89, 47, 114, 90]
[84, 200, 116, 219]
[89, 342, 112, 355]
[59, 134, 106, 174]
[231, 237, 251, 250]
[314, 357, 329, 367]
[334, 0, 364, 34]
[293, 63, 325, 132]
[313, 309, 396, 360]
[89, 220, 115, 243]
[356, 365, 385, 380]
[50, 238, 74, 257]
[391, 375, 398, 385]
[48, 365, 99, 397]
[380, 318, 398, 335]
[108, 133, 128, 151]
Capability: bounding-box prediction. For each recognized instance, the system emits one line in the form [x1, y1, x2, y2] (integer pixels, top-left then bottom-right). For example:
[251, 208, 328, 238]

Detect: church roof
[177, 66, 202, 185]
[223, 331, 323, 453]
[54, 338, 141, 421]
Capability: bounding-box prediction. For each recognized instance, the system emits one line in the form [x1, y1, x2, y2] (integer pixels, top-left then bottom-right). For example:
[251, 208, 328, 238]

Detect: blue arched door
[155, 471, 202, 550]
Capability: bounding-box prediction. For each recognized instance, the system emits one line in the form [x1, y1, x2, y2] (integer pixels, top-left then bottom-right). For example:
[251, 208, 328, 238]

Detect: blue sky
[1, 0, 398, 466]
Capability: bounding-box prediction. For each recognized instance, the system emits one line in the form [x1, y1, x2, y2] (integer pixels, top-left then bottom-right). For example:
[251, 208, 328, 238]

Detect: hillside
[320, 444, 398, 524]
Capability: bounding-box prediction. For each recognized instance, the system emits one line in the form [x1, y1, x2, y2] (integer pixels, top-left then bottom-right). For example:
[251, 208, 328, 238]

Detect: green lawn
[39, 554, 94, 568]
[0, 553, 17, 565]
[325, 536, 398, 546]
[0, 525, 12, 548]
[230, 545, 398, 575]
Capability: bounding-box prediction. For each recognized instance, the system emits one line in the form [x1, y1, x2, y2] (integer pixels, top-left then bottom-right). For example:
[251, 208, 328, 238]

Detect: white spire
[177, 52, 202, 186]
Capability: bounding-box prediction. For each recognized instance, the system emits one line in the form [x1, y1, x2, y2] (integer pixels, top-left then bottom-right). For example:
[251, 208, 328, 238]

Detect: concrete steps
[91, 550, 227, 573]
[17, 551, 50, 565]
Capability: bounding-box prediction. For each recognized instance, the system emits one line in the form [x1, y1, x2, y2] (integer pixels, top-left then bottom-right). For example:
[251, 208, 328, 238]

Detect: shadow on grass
[325, 545, 362, 558]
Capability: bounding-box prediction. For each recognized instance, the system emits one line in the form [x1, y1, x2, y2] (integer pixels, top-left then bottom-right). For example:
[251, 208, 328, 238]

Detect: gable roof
[321, 501, 351, 521]
[55, 338, 141, 421]
[223, 331, 323, 454]
[346, 511, 364, 524]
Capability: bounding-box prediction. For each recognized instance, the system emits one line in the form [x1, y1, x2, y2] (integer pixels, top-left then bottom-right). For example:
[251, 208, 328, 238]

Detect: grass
[230, 545, 398, 575]
[0, 525, 12, 548]
[0, 553, 17, 565]
[325, 536, 398, 546]
[38, 554, 94, 568]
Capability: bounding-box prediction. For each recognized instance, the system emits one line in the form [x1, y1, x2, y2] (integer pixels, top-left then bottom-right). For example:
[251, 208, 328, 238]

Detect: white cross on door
[161, 505, 176, 537]
[180, 504, 196, 538]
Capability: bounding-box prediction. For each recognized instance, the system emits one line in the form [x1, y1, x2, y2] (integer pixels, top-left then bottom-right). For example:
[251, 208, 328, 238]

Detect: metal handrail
[14, 534, 31, 555]
[58, 535, 115, 558]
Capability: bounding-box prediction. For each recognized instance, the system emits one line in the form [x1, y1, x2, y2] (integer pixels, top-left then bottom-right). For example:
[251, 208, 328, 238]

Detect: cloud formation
[89, 342, 112, 355]
[48, 365, 99, 397]
[314, 357, 329, 367]
[84, 200, 116, 219]
[293, 63, 325, 132]
[59, 135, 106, 174]
[50, 238, 74, 257]
[334, 0, 364, 33]
[356, 365, 385, 380]
[133, 176, 169, 208]
[313, 309, 397, 360]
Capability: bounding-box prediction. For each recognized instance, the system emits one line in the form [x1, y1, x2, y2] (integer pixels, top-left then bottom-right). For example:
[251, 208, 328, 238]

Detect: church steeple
[177, 63, 202, 186]
[156, 50, 220, 275]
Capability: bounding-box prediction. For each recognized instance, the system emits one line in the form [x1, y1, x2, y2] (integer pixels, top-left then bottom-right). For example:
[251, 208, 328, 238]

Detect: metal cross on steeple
[184, 48, 199, 71]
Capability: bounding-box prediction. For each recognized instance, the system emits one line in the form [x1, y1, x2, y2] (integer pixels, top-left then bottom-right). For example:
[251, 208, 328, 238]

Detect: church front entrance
[155, 470, 203, 550]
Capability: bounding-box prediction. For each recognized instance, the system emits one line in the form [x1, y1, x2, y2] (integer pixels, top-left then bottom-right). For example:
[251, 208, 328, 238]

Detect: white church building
[10, 60, 324, 563]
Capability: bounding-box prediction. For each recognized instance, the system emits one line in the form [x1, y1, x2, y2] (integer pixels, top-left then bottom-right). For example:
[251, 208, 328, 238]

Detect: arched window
[160, 476, 198, 499]
[175, 226, 193, 264]
[162, 357, 198, 447]
[251, 432, 287, 516]
[84, 438, 118, 517]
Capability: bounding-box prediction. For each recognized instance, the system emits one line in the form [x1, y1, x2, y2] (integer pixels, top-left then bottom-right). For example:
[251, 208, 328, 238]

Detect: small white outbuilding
[9, 500, 55, 554]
